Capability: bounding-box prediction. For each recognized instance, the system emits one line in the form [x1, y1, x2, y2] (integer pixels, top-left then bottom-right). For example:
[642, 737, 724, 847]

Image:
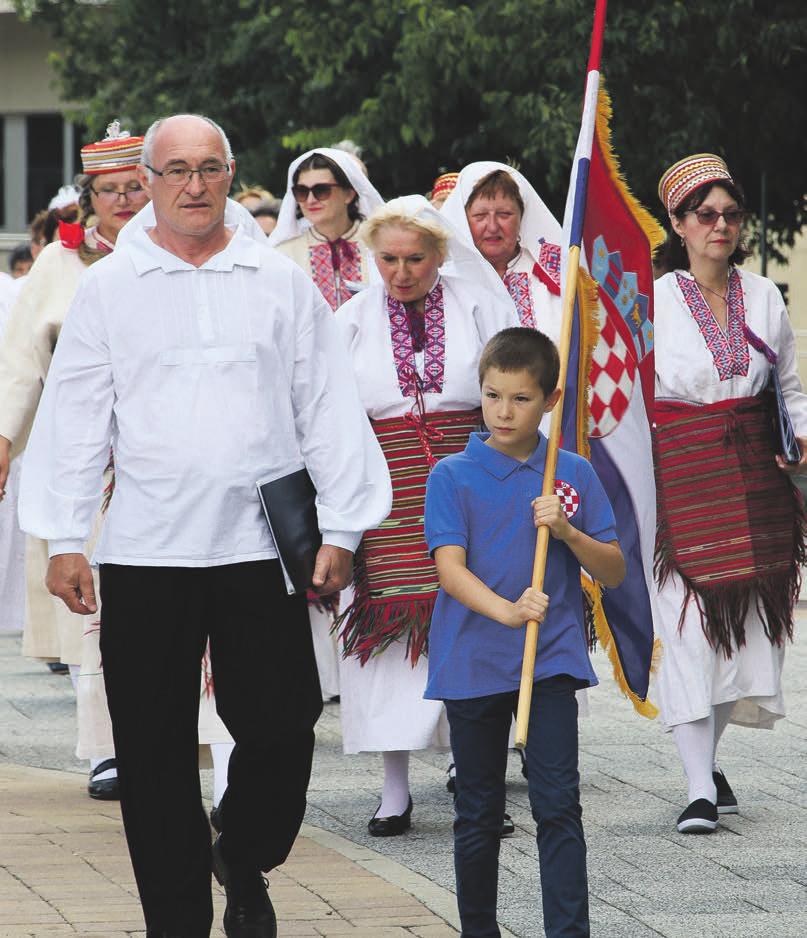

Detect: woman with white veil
[441, 161, 563, 343]
[269, 147, 384, 310]
[335, 195, 517, 835]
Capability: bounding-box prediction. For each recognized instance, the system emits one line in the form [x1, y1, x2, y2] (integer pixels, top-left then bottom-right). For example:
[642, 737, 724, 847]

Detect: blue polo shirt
[423, 432, 617, 700]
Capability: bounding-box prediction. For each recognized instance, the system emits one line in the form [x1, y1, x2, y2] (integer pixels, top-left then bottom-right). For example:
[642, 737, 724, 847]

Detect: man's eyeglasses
[291, 183, 345, 203]
[686, 208, 745, 227]
[91, 183, 146, 201]
[145, 164, 231, 187]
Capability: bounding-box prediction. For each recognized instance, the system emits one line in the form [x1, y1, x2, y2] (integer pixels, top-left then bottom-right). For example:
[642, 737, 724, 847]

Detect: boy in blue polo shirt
[424, 327, 625, 938]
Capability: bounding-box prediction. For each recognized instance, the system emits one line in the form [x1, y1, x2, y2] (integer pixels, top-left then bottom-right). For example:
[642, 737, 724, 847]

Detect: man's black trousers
[99, 560, 323, 936]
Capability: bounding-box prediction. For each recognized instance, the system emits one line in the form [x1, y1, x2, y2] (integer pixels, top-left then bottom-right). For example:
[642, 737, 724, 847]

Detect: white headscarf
[440, 161, 561, 257]
[268, 147, 384, 248]
[364, 194, 514, 310]
[115, 196, 268, 249]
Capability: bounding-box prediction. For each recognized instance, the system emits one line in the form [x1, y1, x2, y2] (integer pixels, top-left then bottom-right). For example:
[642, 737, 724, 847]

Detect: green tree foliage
[17, 0, 807, 247]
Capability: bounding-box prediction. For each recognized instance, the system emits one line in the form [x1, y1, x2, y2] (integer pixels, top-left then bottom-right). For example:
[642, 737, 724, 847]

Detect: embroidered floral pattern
[676, 269, 749, 380]
[387, 282, 446, 397]
[535, 240, 562, 294]
[504, 271, 535, 328]
[309, 239, 362, 311]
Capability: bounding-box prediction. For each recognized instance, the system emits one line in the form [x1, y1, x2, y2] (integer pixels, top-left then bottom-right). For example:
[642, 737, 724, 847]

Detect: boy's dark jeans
[445, 675, 589, 938]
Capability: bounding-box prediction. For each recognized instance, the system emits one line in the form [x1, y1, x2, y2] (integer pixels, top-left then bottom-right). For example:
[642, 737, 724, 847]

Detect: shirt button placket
[195, 271, 215, 344]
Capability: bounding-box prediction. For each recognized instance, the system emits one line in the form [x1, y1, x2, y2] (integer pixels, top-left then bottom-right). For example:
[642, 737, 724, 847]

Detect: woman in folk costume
[653, 154, 807, 834]
[0, 122, 149, 798]
[270, 147, 384, 701]
[269, 146, 384, 311]
[440, 161, 564, 343]
[335, 195, 518, 834]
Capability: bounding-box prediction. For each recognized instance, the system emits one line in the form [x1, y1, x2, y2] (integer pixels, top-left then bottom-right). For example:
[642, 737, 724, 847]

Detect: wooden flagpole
[513, 0, 607, 749]
[514, 245, 581, 749]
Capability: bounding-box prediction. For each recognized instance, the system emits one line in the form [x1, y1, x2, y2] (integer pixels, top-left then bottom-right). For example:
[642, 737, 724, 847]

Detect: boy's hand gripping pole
[514, 245, 581, 749]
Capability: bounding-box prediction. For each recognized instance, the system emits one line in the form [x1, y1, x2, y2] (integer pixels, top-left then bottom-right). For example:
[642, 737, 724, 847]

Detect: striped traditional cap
[80, 120, 144, 175]
[430, 172, 459, 200]
[658, 153, 733, 214]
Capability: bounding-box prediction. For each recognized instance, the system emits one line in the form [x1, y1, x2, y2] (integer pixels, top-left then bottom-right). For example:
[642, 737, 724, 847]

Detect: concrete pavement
[1, 604, 806, 937]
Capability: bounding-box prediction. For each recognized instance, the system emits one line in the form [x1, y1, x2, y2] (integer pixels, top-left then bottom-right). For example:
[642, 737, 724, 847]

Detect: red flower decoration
[58, 220, 85, 250]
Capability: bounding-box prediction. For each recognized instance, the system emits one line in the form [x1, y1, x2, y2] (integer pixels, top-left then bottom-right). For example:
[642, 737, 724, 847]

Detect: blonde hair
[234, 185, 274, 204]
[359, 198, 449, 260]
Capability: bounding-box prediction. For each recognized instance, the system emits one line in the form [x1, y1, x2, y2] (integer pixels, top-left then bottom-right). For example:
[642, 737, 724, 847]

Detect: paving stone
[1, 609, 806, 937]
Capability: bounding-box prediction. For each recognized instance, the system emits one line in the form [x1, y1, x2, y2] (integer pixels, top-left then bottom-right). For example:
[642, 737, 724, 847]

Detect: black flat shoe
[88, 759, 120, 800]
[212, 835, 277, 938]
[368, 796, 412, 837]
[713, 769, 738, 815]
[676, 798, 718, 833]
[446, 763, 456, 794]
[500, 813, 515, 837]
[210, 804, 222, 833]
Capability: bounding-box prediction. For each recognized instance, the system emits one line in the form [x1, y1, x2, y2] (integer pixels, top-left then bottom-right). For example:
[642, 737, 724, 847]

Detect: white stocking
[377, 750, 410, 817]
[672, 714, 717, 804]
[211, 742, 235, 807]
[712, 701, 735, 767]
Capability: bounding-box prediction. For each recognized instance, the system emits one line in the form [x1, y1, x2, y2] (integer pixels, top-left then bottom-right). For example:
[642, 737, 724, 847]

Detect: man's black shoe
[212, 835, 277, 938]
[87, 759, 120, 800]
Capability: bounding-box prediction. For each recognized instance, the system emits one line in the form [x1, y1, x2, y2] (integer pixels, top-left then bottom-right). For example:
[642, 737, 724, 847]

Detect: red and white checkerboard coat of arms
[588, 307, 636, 438]
[554, 480, 580, 519]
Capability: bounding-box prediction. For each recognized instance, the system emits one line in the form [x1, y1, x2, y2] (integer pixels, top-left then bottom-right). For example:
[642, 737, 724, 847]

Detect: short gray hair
[141, 114, 234, 178]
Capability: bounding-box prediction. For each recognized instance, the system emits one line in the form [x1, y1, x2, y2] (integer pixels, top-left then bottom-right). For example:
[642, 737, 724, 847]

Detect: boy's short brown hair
[478, 327, 560, 398]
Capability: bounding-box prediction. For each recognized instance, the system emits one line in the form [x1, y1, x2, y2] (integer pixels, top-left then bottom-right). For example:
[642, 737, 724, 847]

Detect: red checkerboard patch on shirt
[554, 480, 580, 519]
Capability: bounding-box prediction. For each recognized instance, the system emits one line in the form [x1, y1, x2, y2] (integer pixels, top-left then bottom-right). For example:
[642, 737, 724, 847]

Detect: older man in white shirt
[19, 114, 392, 938]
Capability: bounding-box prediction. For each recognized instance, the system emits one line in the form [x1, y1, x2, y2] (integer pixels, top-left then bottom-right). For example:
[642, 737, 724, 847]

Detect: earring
[680, 236, 685, 247]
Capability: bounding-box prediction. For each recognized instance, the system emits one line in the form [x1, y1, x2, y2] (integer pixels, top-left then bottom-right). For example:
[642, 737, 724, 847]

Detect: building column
[62, 118, 75, 184]
[3, 115, 27, 231]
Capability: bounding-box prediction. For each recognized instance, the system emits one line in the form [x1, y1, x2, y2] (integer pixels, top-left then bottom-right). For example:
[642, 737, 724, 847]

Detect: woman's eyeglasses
[686, 208, 745, 227]
[91, 183, 147, 202]
[291, 183, 344, 203]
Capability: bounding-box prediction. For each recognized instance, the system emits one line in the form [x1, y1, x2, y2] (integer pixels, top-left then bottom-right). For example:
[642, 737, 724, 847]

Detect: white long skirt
[338, 635, 449, 755]
[655, 570, 786, 730]
[0, 458, 25, 633]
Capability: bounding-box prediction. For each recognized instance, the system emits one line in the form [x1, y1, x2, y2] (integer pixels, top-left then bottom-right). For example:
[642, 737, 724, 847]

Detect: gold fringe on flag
[583, 575, 661, 718]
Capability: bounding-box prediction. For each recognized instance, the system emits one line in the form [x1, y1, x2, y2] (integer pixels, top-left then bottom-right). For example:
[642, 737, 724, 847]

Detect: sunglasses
[291, 182, 345, 203]
[686, 208, 745, 227]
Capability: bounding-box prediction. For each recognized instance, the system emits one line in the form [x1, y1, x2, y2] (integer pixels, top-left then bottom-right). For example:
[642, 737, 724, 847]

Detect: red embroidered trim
[533, 240, 561, 296]
[504, 271, 535, 328]
[309, 239, 362, 311]
[386, 282, 446, 397]
[676, 269, 749, 380]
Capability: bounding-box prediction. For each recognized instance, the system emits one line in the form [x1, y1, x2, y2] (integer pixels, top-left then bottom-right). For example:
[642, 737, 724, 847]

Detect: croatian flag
[560, 0, 663, 714]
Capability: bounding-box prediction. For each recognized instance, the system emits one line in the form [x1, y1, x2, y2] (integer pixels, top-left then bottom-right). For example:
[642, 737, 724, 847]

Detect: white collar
[127, 224, 262, 275]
